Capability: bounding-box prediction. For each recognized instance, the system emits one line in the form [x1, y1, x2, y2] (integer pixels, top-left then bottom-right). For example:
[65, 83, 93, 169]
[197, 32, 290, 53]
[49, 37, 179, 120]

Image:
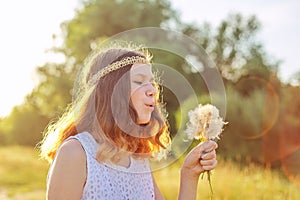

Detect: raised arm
[178, 140, 218, 200]
[46, 139, 87, 200]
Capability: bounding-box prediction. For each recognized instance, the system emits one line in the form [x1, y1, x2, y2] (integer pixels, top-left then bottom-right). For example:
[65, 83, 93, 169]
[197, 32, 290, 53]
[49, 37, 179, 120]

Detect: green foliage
[174, 78, 300, 172]
[0, 3, 299, 200]
[182, 13, 277, 82]
[175, 84, 279, 164]
[0, 0, 179, 147]
[262, 83, 300, 165]
[221, 86, 266, 162]
[27, 63, 74, 119]
[0, 63, 74, 146]
[62, 0, 177, 62]
[0, 105, 49, 146]
[1, 0, 299, 174]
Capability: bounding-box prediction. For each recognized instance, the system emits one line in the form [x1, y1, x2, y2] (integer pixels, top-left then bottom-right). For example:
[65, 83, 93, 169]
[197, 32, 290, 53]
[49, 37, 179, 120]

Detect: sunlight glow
[0, 0, 78, 117]
[0, 0, 299, 117]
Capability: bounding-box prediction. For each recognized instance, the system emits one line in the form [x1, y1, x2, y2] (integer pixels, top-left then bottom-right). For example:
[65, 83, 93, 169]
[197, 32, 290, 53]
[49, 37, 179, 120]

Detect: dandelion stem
[207, 170, 213, 199]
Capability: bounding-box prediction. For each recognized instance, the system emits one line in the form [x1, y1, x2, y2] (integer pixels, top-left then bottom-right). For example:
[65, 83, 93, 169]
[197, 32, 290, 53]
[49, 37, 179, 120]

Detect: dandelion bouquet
[185, 104, 227, 197]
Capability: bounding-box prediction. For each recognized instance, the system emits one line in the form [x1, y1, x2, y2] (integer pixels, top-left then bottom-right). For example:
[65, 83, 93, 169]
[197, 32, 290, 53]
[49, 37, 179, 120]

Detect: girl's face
[130, 63, 156, 124]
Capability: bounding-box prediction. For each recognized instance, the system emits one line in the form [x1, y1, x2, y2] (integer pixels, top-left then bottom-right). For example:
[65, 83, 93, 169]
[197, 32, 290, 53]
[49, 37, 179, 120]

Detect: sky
[0, 0, 299, 117]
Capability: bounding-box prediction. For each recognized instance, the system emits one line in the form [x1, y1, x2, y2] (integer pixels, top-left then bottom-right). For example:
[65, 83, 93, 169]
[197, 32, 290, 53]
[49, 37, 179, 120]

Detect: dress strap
[67, 132, 98, 158]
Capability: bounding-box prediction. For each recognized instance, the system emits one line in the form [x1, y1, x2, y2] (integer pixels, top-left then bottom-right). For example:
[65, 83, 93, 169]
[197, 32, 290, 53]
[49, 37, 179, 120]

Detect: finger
[201, 160, 218, 171]
[201, 150, 216, 160]
[200, 158, 216, 166]
[202, 141, 218, 153]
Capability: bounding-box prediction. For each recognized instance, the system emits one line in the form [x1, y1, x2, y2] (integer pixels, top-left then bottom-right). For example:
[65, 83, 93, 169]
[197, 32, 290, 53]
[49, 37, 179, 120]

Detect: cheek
[131, 82, 140, 95]
[131, 90, 142, 109]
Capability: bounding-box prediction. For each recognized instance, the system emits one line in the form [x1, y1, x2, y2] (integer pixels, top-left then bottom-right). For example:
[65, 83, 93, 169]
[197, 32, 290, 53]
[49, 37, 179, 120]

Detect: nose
[145, 83, 156, 97]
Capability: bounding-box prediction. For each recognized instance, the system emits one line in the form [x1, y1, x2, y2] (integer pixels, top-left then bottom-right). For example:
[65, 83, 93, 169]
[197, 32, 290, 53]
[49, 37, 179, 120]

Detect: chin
[137, 118, 151, 125]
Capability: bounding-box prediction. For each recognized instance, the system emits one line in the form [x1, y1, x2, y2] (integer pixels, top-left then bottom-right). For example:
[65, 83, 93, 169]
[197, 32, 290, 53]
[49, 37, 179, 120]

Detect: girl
[39, 46, 218, 200]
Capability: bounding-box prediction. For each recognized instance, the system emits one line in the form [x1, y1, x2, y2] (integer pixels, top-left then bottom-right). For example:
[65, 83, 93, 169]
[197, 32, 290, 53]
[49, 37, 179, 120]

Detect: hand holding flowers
[180, 140, 218, 200]
[184, 104, 227, 198]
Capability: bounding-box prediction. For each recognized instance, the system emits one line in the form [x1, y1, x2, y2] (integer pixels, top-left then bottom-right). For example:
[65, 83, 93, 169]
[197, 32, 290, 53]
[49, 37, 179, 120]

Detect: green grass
[0, 146, 299, 199]
[153, 158, 300, 200]
[0, 146, 48, 200]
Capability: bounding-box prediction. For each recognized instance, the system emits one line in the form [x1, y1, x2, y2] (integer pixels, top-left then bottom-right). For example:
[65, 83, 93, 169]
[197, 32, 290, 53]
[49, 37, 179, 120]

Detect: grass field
[0, 146, 48, 200]
[153, 159, 300, 200]
[0, 146, 299, 200]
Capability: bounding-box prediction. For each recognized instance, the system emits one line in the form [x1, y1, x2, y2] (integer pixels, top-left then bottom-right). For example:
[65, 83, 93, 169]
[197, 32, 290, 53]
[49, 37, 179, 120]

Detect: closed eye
[133, 81, 143, 85]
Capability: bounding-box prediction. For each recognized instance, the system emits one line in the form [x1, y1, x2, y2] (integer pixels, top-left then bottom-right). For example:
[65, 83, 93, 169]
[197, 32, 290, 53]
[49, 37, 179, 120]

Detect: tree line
[0, 0, 299, 169]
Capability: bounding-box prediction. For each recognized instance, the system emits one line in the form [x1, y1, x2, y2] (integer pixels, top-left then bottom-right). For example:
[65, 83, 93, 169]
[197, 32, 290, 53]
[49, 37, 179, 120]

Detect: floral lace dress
[48, 132, 155, 200]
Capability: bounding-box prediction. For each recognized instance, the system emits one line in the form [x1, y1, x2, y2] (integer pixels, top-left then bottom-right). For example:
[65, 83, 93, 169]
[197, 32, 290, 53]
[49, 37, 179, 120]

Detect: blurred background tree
[0, 0, 299, 172]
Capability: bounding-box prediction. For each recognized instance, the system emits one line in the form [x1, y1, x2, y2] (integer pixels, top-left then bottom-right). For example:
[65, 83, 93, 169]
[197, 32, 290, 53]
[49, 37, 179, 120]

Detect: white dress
[48, 132, 155, 200]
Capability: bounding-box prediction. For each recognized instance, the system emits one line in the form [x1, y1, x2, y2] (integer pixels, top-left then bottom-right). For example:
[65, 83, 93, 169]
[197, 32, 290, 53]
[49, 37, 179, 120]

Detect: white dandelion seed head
[185, 104, 227, 141]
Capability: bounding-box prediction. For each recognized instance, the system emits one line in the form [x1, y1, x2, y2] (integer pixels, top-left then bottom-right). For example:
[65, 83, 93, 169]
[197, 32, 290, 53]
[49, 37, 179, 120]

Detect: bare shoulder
[47, 138, 87, 198]
[57, 138, 86, 161]
[51, 138, 86, 172]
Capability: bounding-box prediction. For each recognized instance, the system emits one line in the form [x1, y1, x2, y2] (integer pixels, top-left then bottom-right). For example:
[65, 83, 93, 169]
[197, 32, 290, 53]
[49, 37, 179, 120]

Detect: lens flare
[235, 76, 279, 140]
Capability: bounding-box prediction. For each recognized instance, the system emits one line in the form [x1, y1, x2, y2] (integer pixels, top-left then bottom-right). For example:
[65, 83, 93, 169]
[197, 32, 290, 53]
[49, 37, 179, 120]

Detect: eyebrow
[132, 73, 154, 81]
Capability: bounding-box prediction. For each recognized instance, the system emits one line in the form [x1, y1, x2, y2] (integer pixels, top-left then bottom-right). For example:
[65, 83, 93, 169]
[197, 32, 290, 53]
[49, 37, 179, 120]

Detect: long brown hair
[39, 47, 170, 163]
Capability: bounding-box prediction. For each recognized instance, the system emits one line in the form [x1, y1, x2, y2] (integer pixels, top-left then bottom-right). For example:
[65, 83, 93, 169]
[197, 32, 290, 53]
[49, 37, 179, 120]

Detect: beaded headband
[88, 56, 149, 86]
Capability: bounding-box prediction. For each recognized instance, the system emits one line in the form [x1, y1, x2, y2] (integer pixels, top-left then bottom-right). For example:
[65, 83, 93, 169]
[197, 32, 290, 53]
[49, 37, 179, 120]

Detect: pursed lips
[144, 102, 155, 110]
